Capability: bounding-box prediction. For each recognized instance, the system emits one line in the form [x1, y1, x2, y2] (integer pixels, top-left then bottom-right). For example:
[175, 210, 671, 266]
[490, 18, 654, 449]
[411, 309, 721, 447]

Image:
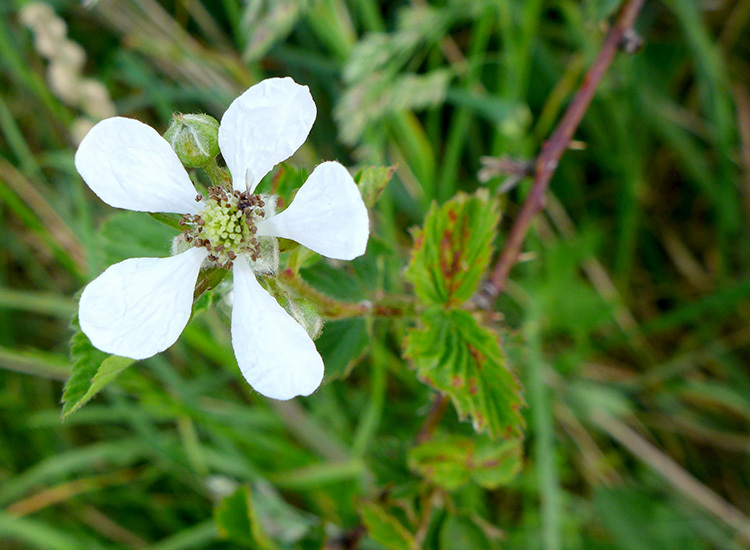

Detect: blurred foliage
[2, 0, 750, 549]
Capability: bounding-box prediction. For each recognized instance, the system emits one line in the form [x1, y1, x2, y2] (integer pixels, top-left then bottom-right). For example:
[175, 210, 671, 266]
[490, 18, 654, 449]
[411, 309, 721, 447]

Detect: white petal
[256, 161, 369, 260]
[231, 259, 323, 400]
[79, 247, 208, 359]
[75, 117, 201, 214]
[219, 77, 316, 193]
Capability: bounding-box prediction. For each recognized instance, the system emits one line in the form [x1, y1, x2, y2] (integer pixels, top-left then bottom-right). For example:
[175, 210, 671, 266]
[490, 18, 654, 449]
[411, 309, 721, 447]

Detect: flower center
[180, 186, 266, 269]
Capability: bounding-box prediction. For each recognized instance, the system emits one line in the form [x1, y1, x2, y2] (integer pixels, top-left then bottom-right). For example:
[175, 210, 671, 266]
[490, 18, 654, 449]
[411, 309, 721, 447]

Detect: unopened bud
[164, 113, 220, 168]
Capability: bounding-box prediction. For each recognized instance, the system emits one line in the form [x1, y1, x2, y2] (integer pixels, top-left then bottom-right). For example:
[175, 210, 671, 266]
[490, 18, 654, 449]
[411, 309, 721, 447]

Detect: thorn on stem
[478, 155, 535, 184]
[473, 281, 499, 311]
[619, 28, 643, 54]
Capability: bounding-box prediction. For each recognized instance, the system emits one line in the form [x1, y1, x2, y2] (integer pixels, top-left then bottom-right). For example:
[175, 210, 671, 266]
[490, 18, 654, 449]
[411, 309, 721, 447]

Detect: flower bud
[164, 113, 220, 168]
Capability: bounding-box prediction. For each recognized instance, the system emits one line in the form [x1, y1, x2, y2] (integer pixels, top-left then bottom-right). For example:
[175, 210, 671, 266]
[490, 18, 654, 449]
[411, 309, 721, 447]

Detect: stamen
[179, 185, 268, 269]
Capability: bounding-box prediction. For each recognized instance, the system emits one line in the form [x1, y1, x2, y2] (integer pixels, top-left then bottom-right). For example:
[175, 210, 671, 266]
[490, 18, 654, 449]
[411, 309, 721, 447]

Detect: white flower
[75, 77, 369, 400]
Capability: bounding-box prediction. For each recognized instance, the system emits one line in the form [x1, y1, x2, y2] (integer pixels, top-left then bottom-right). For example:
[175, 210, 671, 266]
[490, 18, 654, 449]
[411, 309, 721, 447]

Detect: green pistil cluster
[180, 186, 266, 269]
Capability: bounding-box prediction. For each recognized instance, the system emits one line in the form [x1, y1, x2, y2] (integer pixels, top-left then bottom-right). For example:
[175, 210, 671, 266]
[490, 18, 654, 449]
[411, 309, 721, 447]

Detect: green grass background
[1, 0, 750, 548]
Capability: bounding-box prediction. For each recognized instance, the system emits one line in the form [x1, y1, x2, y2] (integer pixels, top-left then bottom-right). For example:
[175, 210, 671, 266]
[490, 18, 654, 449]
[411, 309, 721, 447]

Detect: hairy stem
[277, 269, 417, 320]
[201, 160, 231, 188]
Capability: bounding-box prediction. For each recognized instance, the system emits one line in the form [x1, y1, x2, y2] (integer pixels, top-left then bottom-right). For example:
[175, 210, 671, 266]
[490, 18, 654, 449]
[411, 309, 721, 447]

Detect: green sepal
[406, 190, 500, 306]
[405, 308, 525, 440]
[275, 292, 323, 340]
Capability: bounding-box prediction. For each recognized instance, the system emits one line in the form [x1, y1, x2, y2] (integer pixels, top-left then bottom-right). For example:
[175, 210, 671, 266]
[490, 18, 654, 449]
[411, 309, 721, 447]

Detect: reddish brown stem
[416, 0, 647, 444]
[415, 393, 450, 444]
[478, 0, 647, 308]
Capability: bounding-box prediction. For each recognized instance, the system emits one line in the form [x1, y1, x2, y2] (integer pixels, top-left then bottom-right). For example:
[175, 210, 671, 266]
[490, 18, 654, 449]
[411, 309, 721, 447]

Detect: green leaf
[215, 485, 279, 550]
[316, 319, 369, 379]
[409, 435, 522, 490]
[99, 211, 177, 264]
[360, 502, 419, 550]
[594, 488, 705, 550]
[438, 514, 495, 550]
[255, 162, 307, 206]
[584, 0, 621, 22]
[406, 190, 500, 306]
[61, 318, 135, 419]
[355, 165, 396, 207]
[405, 309, 525, 439]
[250, 481, 318, 546]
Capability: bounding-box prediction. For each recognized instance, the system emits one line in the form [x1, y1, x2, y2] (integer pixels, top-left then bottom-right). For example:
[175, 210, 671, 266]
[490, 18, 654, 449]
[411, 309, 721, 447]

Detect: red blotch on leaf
[467, 343, 486, 370]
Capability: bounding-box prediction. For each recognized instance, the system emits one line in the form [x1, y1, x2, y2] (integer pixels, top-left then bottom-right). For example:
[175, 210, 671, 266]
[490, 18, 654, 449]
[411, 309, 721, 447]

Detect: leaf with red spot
[360, 502, 419, 550]
[406, 190, 500, 306]
[405, 308, 525, 440]
[354, 164, 396, 207]
[408, 434, 523, 490]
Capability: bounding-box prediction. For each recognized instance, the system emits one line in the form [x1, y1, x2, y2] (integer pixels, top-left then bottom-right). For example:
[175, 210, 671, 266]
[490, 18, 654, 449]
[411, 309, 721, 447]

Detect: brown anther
[227, 251, 236, 260]
[195, 194, 202, 202]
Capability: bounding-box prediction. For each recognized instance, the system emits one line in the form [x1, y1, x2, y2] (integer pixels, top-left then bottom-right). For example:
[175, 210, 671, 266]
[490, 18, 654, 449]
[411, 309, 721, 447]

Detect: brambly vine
[65, 0, 646, 481]
[53, 1, 694, 548]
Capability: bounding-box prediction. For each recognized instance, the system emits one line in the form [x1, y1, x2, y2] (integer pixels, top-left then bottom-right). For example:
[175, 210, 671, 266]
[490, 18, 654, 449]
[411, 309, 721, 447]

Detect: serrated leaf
[405, 309, 525, 439]
[360, 502, 419, 550]
[409, 435, 522, 490]
[355, 165, 396, 207]
[406, 190, 500, 306]
[62, 318, 135, 419]
[215, 485, 279, 550]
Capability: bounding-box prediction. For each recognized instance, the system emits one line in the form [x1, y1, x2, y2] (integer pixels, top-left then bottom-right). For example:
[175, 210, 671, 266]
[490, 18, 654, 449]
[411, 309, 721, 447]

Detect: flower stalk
[276, 269, 417, 320]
